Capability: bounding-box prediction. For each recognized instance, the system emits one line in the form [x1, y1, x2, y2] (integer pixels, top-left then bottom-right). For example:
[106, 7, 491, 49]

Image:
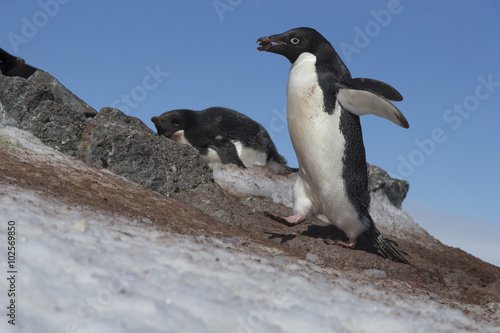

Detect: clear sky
[1, 0, 499, 265]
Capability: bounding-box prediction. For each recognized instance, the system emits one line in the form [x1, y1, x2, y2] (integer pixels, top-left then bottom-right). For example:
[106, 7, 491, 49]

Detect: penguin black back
[151, 107, 295, 174]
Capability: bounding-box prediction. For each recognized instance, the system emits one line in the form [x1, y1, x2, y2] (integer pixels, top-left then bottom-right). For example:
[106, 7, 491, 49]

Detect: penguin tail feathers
[363, 226, 412, 266]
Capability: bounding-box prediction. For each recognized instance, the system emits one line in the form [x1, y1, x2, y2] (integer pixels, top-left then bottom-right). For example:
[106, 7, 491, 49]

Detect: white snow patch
[363, 269, 387, 279]
[212, 163, 295, 207]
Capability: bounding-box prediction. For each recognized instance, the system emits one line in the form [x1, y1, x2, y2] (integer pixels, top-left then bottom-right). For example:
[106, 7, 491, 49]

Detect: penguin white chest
[286, 53, 359, 233]
[232, 140, 267, 167]
[286, 52, 345, 182]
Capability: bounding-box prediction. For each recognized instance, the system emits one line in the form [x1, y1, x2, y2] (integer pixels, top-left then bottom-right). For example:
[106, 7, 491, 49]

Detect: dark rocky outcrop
[0, 74, 212, 196]
[86, 107, 213, 195]
[28, 69, 98, 117]
[0, 75, 87, 158]
[368, 164, 409, 208]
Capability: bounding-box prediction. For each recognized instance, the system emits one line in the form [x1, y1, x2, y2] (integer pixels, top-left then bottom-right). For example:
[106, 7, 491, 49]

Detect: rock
[86, 107, 213, 195]
[368, 164, 409, 208]
[306, 252, 319, 262]
[28, 70, 98, 117]
[306, 252, 324, 264]
[428, 292, 440, 300]
[0, 75, 214, 196]
[363, 268, 387, 279]
[0, 75, 88, 159]
[0, 73, 267, 232]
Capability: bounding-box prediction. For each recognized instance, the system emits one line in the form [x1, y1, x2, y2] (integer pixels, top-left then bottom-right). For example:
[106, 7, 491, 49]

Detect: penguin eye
[173, 121, 180, 127]
[290, 37, 300, 45]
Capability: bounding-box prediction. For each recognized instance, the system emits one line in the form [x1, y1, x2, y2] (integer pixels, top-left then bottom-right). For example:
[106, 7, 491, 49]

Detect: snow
[0, 127, 499, 333]
[212, 163, 295, 208]
[1, 185, 497, 333]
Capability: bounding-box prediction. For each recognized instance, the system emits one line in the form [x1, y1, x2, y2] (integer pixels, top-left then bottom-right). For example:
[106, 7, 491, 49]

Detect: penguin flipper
[208, 138, 245, 167]
[351, 78, 403, 101]
[337, 86, 410, 129]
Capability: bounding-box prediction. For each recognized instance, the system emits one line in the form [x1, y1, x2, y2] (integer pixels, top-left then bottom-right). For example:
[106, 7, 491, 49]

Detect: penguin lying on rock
[151, 107, 297, 175]
[0, 48, 37, 78]
[257, 27, 411, 264]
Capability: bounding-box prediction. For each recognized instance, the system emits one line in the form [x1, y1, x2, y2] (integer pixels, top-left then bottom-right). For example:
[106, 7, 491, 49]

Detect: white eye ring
[290, 37, 300, 45]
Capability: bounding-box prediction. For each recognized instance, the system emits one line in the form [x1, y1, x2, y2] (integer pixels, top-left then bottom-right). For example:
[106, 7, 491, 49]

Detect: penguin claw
[323, 238, 358, 249]
[265, 212, 306, 227]
[333, 239, 357, 249]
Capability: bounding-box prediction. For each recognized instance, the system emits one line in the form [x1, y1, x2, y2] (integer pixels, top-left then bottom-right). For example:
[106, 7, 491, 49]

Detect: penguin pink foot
[334, 239, 356, 249]
[265, 212, 307, 227]
[323, 238, 357, 249]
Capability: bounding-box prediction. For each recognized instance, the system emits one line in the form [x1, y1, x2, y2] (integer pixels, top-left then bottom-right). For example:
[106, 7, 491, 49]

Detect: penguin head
[0, 57, 26, 75]
[257, 27, 331, 63]
[151, 109, 191, 138]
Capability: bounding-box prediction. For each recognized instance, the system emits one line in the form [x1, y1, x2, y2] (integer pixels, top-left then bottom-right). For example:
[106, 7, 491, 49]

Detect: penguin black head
[0, 48, 37, 78]
[0, 57, 25, 73]
[151, 109, 193, 138]
[257, 27, 333, 63]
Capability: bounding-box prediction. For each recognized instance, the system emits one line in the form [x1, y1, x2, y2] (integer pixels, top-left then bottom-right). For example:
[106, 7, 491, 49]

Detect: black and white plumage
[151, 107, 296, 174]
[257, 27, 410, 264]
[0, 48, 37, 78]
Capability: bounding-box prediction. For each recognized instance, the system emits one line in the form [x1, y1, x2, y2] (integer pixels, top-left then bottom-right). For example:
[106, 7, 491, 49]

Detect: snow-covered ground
[0, 127, 498, 332]
[1, 184, 497, 333]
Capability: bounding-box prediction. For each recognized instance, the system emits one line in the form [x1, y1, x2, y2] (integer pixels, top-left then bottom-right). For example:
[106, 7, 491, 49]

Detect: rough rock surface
[368, 163, 409, 208]
[86, 107, 213, 194]
[0, 75, 87, 159]
[28, 69, 98, 117]
[0, 72, 499, 325]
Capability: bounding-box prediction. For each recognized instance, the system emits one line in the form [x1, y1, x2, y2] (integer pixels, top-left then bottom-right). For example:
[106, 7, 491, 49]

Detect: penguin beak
[257, 35, 286, 51]
[151, 116, 166, 137]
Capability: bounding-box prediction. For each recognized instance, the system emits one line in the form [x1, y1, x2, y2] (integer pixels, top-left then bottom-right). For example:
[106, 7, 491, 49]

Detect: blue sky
[1, 1, 499, 265]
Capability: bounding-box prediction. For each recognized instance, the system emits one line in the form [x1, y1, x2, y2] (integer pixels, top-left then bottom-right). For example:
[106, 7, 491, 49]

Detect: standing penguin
[257, 27, 410, 264]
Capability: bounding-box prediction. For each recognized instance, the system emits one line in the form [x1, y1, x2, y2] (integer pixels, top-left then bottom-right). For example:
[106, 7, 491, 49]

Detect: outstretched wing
[351, 77, 403, 102]
[336, 85, 409, 128]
